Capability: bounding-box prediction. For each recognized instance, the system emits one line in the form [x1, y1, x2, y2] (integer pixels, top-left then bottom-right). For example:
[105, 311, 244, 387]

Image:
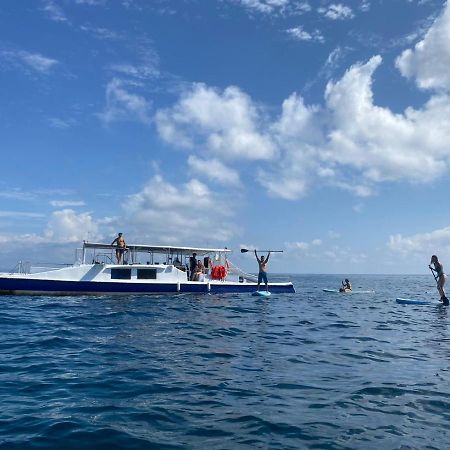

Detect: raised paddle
[429, 265, 449, 306]
[240, 248, 283, 253]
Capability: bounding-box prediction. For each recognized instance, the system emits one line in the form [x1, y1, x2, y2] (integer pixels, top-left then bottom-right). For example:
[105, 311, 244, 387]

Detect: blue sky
[1, 0, 450, 274]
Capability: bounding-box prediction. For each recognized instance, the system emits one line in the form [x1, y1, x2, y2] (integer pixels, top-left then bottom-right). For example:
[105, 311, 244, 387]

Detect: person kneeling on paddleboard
[429, 255, 448, 304]
[339, 278, 352, 292]
[255, 250, 270, 292]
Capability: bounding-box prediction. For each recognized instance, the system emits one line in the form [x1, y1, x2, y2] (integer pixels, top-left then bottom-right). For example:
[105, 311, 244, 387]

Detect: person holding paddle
[255, 250, 270, 292]
[339, 278, 352, 292]
[429, 255, 448, 304]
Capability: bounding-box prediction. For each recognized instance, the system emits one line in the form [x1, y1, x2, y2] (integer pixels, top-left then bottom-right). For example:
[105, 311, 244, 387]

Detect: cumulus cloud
[45, 209, 101, 243]
[318, 3, 354, 20]
[188, 156, 241, 187]
[155, 83, 276, 160]
[156, 55, 450, 200]
[388, 227, 450, 255]
[122, 175, 237, 244]
[396, 2, 450, 91]
[153, 2, 450, 201]
[98, 78, 151, 125]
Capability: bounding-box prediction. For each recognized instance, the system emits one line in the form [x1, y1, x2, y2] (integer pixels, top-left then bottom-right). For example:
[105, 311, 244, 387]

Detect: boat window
[137, 268, 157, 280]
[111, 268, 132, 279]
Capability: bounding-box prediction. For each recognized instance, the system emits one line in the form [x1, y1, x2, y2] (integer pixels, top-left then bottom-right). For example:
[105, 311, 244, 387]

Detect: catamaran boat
[0, 242, 295, 295]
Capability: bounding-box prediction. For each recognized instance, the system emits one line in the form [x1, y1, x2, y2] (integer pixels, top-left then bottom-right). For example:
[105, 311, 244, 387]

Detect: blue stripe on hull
[0, 277, 295, 295]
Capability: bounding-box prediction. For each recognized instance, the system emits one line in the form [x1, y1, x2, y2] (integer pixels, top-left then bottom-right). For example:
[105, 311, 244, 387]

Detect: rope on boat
[226, 260, 258, 282]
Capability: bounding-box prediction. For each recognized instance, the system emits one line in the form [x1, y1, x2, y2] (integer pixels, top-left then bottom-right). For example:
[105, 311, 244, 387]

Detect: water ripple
[1, 275, 450, 448]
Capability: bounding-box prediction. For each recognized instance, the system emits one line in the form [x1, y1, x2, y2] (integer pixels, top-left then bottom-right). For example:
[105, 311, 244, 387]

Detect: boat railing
[91, 253, 114, 265]
[9, 260, 31, 274]
[8, 261, 72, 274]
[28, 262, 73, 274]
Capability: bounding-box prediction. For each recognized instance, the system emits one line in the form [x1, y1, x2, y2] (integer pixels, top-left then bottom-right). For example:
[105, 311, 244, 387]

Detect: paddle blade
[240, 248, 249, 253]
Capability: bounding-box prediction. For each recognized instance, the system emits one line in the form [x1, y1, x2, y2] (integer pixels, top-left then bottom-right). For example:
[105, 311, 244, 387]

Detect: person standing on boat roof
[189, 252, 197, 281]
[255, 250, 270, 292]
[111, 233, 127, 264]
[429, 255, 447, 302]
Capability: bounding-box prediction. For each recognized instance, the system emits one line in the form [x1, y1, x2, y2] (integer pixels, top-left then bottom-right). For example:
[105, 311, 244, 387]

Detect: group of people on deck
[110, 233, 272, 289]
[189, 253, 207, 282]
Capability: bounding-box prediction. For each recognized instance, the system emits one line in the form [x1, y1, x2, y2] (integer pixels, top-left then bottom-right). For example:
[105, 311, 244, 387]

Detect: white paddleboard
[252, 291, 271, 297]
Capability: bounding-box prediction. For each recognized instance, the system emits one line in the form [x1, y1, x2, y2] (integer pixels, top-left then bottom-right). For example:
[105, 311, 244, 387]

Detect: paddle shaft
[241, 248, 283, 253]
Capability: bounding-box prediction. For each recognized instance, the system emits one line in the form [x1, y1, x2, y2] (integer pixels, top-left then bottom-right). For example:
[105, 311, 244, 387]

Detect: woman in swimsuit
[429, 255, 447, 302]
[339, 278, 352, 292]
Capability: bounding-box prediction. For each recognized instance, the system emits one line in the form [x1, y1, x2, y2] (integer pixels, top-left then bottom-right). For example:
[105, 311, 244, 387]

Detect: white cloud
[231, 0, 311, 15]
[156, 56, 450, 200]
[155, 83, 276, 160]
[98, 78, 151, 125]
[263, 55, 450, 199]
[234, 0, 290, 14]
[48, 118, 77, 129]
[42, 0, 68, 22]
[79, 25, 122, 40]
[154, 4, 450, 201]
[328, 230, 341, 239]
[388, 226, 450, 256]
[318, 3, 354, 20]
[188, 156, 241, 187]
[45, 209, 101, 243]
[110, 62, 159, 80]
[50, 200, 86, 207]
[0, 211, 45, 219]
[396, 2, 450, 91]
[75, 0, 106, 5]
[122, 175, 236, 243]
[286, 26, 324, 43]
[360, 1, 370, 12]
[1, 49, 58, 74]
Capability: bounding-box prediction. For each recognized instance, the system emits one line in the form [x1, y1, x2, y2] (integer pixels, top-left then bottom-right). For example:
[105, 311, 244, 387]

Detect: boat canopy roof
[83, 242, 232, 256]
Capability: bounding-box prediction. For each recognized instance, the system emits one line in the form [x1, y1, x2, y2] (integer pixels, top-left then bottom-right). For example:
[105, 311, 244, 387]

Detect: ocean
[1, 274, 449, 449]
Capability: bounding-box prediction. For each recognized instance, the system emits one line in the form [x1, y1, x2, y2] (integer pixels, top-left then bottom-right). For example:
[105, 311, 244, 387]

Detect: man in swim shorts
[111, 232, 127, 264]
[255, 250, 271, 292]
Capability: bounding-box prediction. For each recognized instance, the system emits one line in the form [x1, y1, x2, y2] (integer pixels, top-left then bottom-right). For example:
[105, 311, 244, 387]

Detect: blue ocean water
[1, 274, 450, 449]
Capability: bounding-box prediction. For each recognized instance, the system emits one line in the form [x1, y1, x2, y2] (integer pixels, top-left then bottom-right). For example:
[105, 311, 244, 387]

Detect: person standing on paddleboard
[255, 250, 270, 292]
[429, 255, 447, 303]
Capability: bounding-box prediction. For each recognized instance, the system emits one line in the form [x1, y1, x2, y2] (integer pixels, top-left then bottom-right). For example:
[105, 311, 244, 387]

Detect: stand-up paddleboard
[252, 291, 271, 297]
[323, 289, 374, 294]
[396, 297, 436, 305]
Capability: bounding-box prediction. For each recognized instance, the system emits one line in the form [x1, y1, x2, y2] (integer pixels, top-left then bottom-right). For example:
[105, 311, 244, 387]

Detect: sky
[1, 0, 450, 274]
